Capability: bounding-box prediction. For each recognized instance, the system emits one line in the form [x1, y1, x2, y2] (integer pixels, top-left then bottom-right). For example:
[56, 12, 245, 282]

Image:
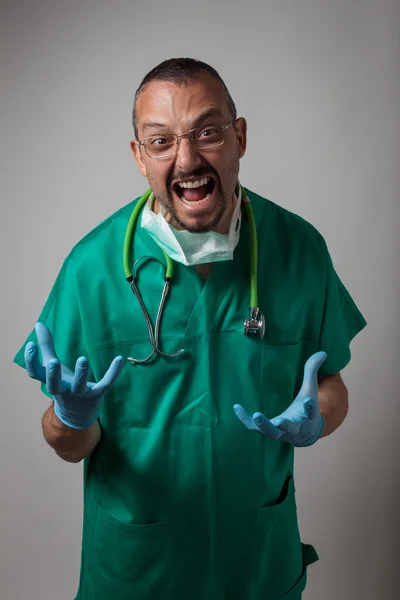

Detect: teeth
[177, 177, 210, 189]
[181, 193, 211, 207]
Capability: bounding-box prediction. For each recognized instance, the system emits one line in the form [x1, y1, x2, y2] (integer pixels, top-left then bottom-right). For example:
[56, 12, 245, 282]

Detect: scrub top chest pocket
[260, 337, 318, 419]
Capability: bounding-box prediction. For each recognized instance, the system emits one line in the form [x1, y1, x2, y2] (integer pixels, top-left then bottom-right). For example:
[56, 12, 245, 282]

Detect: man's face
[131, 73, 247, 233]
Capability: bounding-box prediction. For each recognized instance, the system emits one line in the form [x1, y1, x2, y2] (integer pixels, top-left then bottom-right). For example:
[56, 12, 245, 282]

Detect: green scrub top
[14, 188, 366, 600]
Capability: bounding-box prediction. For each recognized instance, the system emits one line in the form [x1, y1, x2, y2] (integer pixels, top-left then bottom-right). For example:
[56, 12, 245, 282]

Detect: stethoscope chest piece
[244, 307, 265, 339]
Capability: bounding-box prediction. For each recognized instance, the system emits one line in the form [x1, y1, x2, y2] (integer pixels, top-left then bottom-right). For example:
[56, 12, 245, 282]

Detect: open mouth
[173, 177, 216, 208]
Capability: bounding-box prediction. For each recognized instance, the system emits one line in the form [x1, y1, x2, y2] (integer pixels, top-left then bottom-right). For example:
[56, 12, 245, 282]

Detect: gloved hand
[24, 322, 124, 430]
[234, 351, 327, 447]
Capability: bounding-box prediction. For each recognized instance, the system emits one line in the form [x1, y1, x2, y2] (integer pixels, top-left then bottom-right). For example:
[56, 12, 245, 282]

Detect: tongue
[182, 184, 208, 202]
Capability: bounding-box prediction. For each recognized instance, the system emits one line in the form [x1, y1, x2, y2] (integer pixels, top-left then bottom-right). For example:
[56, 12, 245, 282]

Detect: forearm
[318, 373, 349, 437]
[42, 402, 101, 463]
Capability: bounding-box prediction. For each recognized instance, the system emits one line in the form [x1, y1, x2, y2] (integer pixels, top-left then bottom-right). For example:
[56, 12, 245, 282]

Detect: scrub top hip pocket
[249, 476, 306, 599]
[89, 503, 169, 600]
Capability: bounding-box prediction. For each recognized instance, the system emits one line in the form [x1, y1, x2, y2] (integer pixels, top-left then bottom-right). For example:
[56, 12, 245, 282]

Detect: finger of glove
[46, 359, 63, 395]
[89, 356, 124, 397]
[24, 342, 46, 382]
[252, 412, 284, 439]
[35, 322, 59, 366]
[299, 351, 327, 398]
[233, 405, 262, 432]
[270, 416, 301, 436]
[71, 357, 90, 395]
[303, 351, 327, 381]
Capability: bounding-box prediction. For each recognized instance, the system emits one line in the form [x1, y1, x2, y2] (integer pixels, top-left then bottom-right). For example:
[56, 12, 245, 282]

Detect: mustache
[168, 167, 218, 187]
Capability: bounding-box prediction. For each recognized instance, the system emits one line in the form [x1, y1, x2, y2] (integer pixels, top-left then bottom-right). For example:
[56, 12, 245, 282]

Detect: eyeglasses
[136, 119, 237, 159]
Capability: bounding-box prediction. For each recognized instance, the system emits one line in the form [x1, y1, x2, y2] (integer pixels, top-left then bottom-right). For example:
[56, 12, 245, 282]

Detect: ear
[130, 140, 147, 177]
[234, 117, 247, 159]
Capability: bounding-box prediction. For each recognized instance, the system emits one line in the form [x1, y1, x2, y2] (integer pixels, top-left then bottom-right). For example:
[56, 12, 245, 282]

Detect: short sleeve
[13, 257, 93, 399]
[317, 239, 367, 377]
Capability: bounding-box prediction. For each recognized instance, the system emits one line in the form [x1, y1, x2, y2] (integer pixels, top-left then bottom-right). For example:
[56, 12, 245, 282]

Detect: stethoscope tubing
[123, 185, 262, 364]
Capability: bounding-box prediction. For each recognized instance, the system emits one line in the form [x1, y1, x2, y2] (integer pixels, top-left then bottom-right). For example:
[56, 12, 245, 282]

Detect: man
[14, 58, 366, 600]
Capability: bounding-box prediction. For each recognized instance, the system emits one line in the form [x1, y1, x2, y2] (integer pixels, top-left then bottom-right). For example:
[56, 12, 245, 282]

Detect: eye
[150, 137, 169, 146]
[198, 127, 219, 139]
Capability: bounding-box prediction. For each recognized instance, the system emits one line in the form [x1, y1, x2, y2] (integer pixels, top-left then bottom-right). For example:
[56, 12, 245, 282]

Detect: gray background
[1, 0, 399, 598]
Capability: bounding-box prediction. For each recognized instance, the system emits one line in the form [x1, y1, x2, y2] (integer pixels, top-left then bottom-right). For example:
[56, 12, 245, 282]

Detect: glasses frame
[136, 118, 237, 159]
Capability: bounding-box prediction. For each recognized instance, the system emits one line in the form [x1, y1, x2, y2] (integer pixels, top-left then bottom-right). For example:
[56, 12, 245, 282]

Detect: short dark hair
[132, 57, 237, 138]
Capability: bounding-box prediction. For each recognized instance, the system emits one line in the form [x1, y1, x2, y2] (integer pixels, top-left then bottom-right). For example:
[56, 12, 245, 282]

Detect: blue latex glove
[24, 322, 124, 430]
[234, 351, 327, 447]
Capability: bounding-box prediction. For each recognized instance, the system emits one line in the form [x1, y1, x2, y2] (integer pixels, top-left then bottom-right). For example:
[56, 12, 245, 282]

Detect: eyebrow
[142, 108, 227, 133]
[142, 122, 169, 132]
[191, 108, 226, 127]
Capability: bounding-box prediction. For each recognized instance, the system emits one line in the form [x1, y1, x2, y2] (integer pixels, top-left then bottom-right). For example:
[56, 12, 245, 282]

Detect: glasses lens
[194, 126, 224, 149]
[145, 135, 177, 158]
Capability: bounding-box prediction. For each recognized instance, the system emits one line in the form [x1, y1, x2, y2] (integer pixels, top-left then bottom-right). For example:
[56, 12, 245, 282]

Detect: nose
[174, 135, 202, 172]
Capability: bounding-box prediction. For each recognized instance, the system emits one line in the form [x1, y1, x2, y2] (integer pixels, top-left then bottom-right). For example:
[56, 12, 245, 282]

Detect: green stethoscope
[123, 185, 265, 364]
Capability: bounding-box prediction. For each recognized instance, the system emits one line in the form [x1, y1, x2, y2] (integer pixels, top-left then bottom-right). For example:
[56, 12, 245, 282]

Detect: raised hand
[234, 351, 327, 447]
[24, 322, 124, 430]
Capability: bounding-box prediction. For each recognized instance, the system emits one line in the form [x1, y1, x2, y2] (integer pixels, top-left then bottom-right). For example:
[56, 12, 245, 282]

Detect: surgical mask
[141, 186, 242, 266]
